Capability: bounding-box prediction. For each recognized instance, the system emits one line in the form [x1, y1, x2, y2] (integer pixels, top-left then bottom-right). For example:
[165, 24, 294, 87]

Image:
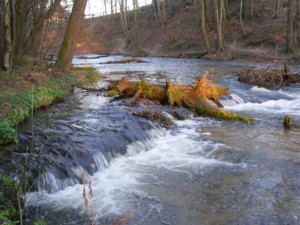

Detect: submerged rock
[132, 110, 175, 128]
[283, 115, 291, 129]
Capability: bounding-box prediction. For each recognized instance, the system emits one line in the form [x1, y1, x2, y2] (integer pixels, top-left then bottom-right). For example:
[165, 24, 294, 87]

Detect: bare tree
[56, 0, 88, 71]
[2, 0, 13, 71]
[133, 0, 143, 49]
[204, 0, 212, 26]
[158, 0, 175, 43]
[104, 0, 108, 15]
[240, 0, 246, 37]
[274, 0, 281, 18]
[213, 0, 223, 51]
[195, 0, 210, 53]
[286, 0, 295, 53]
[295, 0, 300, 47]
[120, 0, 129, 37]
[0, 0, 6, 69]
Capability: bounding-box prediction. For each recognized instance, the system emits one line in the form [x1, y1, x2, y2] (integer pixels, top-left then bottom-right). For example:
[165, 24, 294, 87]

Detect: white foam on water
[225, 98, 300, 116]
[250, 86, 272, 93]
[220, 94, 245, 106]
[26, 118, 244, 217]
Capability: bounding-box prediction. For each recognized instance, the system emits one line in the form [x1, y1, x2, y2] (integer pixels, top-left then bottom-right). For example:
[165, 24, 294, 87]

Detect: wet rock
[167, 107, 194, 120]
[283, 115, 291, 129]
[132, 110, 175, 128]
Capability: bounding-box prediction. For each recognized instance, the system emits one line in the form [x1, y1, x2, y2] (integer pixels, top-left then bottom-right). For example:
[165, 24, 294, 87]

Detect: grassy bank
[0, 63, 100, 145]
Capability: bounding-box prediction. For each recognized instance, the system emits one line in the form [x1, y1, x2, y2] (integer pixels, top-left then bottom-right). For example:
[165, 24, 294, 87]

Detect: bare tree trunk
[224, 0, 230, 20]
[221, 0, 226, 28]
[243, 0, 250, 19]
[120, 0, 128, 36]
[168, 0, 175, 15]
[159, 0, 175, 43]
[152, 0, 159, 25]
[240, 0, 246, 37]
[133, 0, 143, 49]
[274, 0, 280, 18]
[198, 0, 211, 53]
[204, 0, 212, 26]
[104, 0, 107, 15]
[286, 0, 295, 53]
[111, 0, 114, 15]
[250, 0, 254, 18]
[56, 0, 88, 71]
[0, 0, 5, 68]
[10, 0, 15, 66]
[3, 0, 12, 71]
[295, 0, 300, 47]
[213, 0, 223, 51]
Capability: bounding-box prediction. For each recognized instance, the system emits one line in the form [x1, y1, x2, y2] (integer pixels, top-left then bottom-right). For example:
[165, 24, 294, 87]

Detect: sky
[84, 0, 153, 17]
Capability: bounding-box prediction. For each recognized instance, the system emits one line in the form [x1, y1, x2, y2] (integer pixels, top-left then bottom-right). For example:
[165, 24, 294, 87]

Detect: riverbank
[0, 61, 100, 145]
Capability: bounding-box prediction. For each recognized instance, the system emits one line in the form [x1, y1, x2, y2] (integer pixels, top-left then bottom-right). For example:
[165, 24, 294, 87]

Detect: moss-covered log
[107, 74, 254, 123]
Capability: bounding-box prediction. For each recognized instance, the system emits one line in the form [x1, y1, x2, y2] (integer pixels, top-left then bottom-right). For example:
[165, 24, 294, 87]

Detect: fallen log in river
[106, 72, 254, 123]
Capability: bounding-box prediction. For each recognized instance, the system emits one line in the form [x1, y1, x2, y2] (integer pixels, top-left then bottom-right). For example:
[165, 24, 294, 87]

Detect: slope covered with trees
[76, 0, 300, 61]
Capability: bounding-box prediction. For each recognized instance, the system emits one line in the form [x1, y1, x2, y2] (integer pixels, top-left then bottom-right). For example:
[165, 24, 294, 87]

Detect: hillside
[75, 0, 299, 62]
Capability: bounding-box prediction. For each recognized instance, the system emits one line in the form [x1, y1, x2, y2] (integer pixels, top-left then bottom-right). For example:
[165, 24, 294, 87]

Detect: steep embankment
[76, 0, 299, 62]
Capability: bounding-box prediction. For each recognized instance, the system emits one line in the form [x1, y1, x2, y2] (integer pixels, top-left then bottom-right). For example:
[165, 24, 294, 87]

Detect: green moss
[186, 102, 254, 123]
[106, 89, 120, 97]
[84, 70, 100, 83]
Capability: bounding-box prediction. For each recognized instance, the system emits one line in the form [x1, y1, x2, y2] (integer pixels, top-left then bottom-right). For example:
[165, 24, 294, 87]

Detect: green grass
[0, 176, 16, 225]
[0, 76, 75, 145]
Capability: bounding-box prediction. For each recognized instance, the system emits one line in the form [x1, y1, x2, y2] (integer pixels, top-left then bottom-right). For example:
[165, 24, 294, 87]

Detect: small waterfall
[220, 94, 245, 106]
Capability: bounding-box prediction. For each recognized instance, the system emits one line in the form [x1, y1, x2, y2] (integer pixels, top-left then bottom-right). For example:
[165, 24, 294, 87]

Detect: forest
[0, 0, 300, 225]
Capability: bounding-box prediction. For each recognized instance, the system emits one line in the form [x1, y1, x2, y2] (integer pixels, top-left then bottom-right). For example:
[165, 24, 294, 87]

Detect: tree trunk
[204, 0, 212, 26]
[56, 0, 88, 71]
[295, 0, 300, 47]
[286, 0, 295, 53]
[200, 0, 211, 53]
[3, 0, 12, 71]
[250, 0, 254, 18]
[120, 0, 128, 36]
[0, 0, 5, 68]
[133, 0, 143, 49]
[213, 0, 223, 51]
[274, 0, 281, 18]
[243, 0, 250, 19]
[104, 0, 107, 15]
[111, 0, 113, 15]
[168, 0, 175, 15]
[240, 0, 246, 37]
[9, 0, 15, 67]
[152, 0, 159, 25]
[157, 0, 175, 43]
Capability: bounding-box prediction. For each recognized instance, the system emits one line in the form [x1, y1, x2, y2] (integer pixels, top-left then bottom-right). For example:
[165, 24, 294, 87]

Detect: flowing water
[1, 55, 300, 225]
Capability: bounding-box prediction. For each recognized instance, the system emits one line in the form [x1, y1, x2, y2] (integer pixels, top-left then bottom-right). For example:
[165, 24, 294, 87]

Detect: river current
[1, 55, 300, 225]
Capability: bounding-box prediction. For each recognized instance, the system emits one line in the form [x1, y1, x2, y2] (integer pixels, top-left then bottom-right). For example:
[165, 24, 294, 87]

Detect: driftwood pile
[106, 72, 254, 123]
[238, 64, 300, 88]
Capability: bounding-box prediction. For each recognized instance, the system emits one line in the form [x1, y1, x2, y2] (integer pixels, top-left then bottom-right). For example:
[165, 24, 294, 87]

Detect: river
[1, 55, 300, 225]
